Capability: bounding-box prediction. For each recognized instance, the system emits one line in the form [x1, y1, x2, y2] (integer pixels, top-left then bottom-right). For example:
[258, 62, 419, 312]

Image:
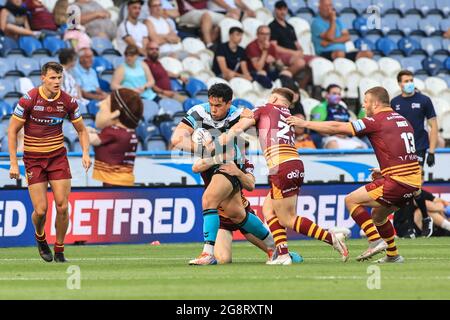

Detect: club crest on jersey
[33, 105, 44, 111]
[411, 103, 421, 109]
[47, 107, 52, 112]
[57, 105, 65, 112]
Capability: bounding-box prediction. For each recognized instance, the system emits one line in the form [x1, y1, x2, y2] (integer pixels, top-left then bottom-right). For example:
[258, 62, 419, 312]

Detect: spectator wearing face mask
[310, 84, 368, 149]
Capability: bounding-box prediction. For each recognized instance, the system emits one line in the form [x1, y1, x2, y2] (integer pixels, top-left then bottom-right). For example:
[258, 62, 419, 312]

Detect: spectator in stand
[75, 0, 117, 40]
[24, 0, 58, 33]
[116, 0, 149, 56]
[144, 41, 187, 101]
[176, 0, 224, 48]
[293, 113, 316, 149]
[144, 0, 182, 57]
[0, 0, 42, 38]
[311, 0, 372, 61]
[59, 48, 88, 107]
[310, 84, 368, 149]
[269, 1, 311, 88]
[207, 0, 256, 20]
[212, 27, 252, 81]
[73, 47, 109, 102]
[111, 44, 158, 101]
[245, 25, 294, 88]
[52, 0, 68, 28]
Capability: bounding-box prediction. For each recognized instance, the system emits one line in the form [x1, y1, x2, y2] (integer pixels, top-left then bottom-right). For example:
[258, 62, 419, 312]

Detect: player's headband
[113, 89, 140, 126]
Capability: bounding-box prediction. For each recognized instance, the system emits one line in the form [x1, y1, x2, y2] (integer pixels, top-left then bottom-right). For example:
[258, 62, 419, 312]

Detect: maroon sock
[35, 232, 46, 242]
[54, 242, 64, 253]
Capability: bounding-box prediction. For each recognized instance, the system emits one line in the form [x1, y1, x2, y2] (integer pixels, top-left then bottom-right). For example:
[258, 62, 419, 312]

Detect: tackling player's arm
[171, 122, 195, 153]
[72, 119, 92, 171]
[218, 162, 255, 191]
[7, 116, 25, 180]
[220, 108, 256, 145]
[287, 116, 354, 136]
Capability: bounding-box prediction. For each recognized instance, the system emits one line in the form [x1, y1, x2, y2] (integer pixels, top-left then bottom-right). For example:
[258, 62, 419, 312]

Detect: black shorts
[319, 51, 358, 61]
[212, 166, 242, 192]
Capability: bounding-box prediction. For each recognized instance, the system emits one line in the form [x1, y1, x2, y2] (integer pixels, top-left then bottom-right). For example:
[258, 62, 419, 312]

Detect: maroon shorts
[219, 206, 255, 233]
[269, 160, 304, 200]
[365, 175, 420, 207]
[23, 152, 72, 186]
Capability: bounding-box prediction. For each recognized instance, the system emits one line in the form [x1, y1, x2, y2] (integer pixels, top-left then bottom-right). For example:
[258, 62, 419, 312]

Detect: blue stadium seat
[262, 0, 278, 12]
[98, 78, 111, 92]
[91, 37, 114, 55]
[363, 32, 380, 44]
[380, 15, 398, 35]
[445, 57, 450, 71]
[285, 0, 307, 14]
[352, 16, 368, 36]
[371, 0, 395, 15]
[0, 99, 12, 119]
[0, 36, 22, 57]
[398, 37, 422, 56]
[3, 93, 20, 109]
[401, 56, 425, 73]
[142, 99, 159, 123]
[307, 0, 319, 13]
[111, 56, 125, 69]
[394, 0, 416, 15]
[42, 36, 67, 56]
[185, 78, 208, 97]
[170, 79, 184, 92]
[39, 56, 58, 68]
[159, 121, 176, 142]
[421, 37, 443, 56]
[414, 0, 433, 16]
[86, 100, 98, 116]
[159, 98, 183, 116]
[63, 120, 79, 144]
[145, 136, 166, 151]
[397, 15, 420, 36]
[232, 98, 254, 110]
[333, 0, 351, 14]
[442, 38, 450, 52]
[183, 98, 204, 112]
[92, 56, 113, 74]
[172, 111, 186, 124]
[15, 57, 40, 76]
[419, 16, 441, 36]
[18, 36, 47, 57]
[29, 72, 42, 87]
[436, 0, 450, 17]
[376, 37, 399, 56]
[0, 79, 15, 99]
[350, 0, 371, 14]
[422, 57, 443, 76]
[0, 136, 8, 152]
[339, 12, 356, 30]
[440, 19, 450, 33]
[0, 57, 15, 77]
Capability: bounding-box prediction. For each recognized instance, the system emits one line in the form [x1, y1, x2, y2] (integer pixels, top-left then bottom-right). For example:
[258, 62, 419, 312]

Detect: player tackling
[288, 86, 422, 263]
[8, 62, 91, 262]
[220, 88, 348, 265]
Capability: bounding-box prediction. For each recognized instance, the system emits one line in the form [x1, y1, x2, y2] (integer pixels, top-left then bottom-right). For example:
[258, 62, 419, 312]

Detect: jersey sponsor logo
[287, 169, 304, 179]
[30, 115, 64, 126]
[352, 119, 366, 132]
[13, 105, 24, 117]
[411, 103, 421, 109]
[396, 121, 408, 127]
[395, 104, 400, 110]
[33, 105, 45, 111]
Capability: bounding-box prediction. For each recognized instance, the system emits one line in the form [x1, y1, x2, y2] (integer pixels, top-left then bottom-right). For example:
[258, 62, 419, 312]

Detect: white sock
[263, 232, 275, 250]
[203, 243, 214, 255]
[440, 219, 450, 232]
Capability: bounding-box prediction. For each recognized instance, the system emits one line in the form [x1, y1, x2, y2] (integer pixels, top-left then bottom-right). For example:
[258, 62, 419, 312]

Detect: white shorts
[179, 10, 225, 27]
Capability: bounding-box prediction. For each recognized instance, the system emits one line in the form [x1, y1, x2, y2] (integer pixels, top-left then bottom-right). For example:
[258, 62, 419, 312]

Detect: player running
[171, 83, 274, 265]
[288, 86, 422, 263]
[220, 88, 348, 265]
[8, 62, 91, 263]
[193, 156, 303, 264]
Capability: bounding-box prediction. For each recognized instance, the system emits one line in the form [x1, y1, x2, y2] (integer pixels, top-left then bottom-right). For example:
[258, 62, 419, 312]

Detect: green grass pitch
[0, 238, 449, 299]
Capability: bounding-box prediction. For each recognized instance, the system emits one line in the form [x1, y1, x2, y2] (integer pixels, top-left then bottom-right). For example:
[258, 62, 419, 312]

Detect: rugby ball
[192, 128, 212, 146]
